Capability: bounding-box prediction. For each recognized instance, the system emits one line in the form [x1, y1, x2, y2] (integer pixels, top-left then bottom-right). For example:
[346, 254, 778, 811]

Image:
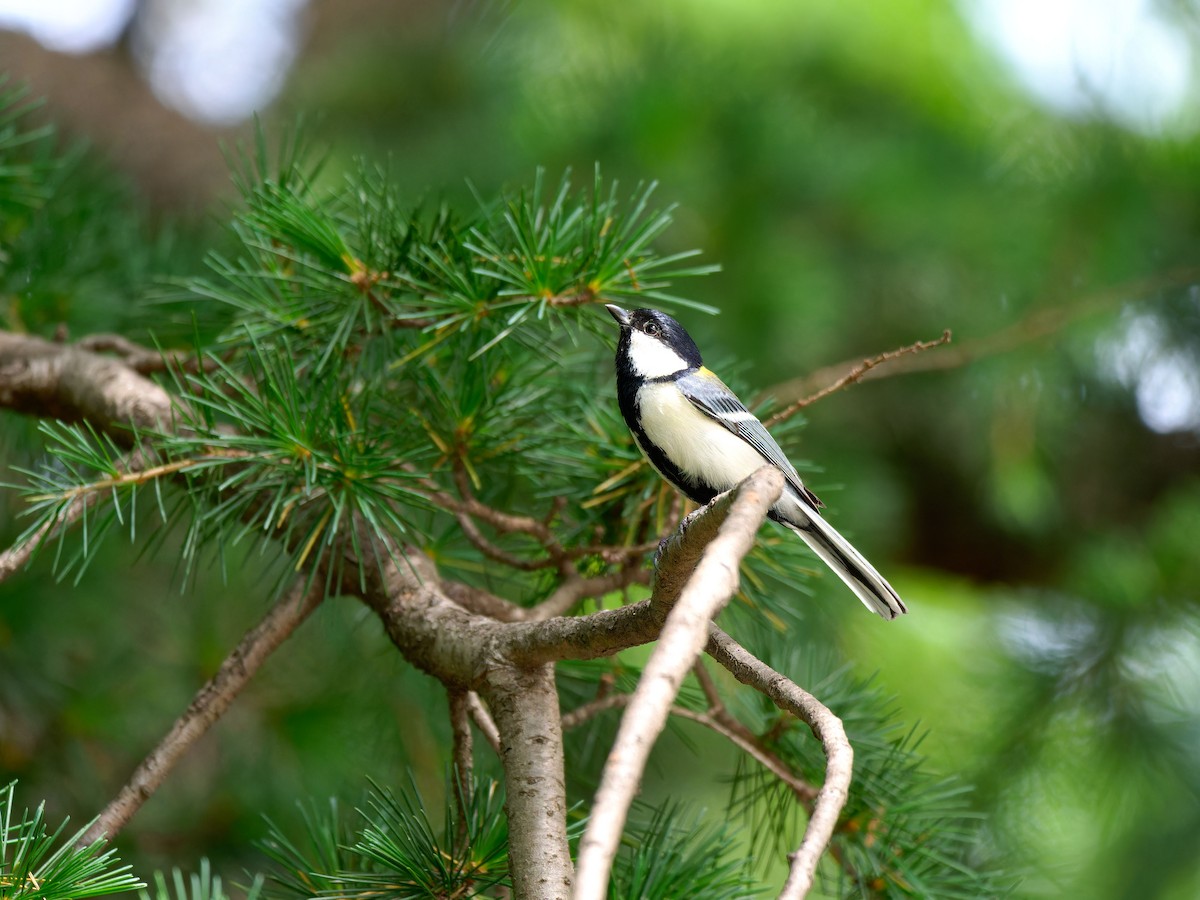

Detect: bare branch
[669, 706, 817, 804]
[706, 625, 853, 900]
[0, 330, 176, 433]
[763, 330, 952, 427]
[524, 564, 650, 622]
[573, 466, 785, 900]
[78, 576, 326, 845]
[560, 693, 631, 731]
[465, 691, 502, 755]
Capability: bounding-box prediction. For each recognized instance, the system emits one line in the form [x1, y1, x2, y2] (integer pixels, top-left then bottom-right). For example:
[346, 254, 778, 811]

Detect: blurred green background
[2, 1, 1200, 897]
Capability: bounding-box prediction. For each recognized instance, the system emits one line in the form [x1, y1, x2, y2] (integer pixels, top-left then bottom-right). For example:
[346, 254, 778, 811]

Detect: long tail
[782, 503, 907, 620]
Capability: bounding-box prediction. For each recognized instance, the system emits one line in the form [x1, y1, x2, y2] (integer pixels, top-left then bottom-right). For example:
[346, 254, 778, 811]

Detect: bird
[605, 304, 907, 620]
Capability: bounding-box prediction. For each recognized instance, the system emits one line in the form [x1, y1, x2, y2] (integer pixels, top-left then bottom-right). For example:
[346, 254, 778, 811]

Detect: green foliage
[139, 860, 262, 900]
[255, 778, 760, 900]
[0, 782, 143, 899]
[9, 154, 714, 599]
[2, 113, 1009, 897]
[12, 3, 1200, 889]
[0, 79, 56, 223]
[607, 804, 760, 899]
[258, 777, 509, 899]
[726, 656, 1012, 899]
[0, 81, 200, 341]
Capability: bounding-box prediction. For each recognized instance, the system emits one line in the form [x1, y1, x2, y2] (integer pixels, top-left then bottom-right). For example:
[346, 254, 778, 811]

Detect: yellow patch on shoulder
[698, 366, 716, 378]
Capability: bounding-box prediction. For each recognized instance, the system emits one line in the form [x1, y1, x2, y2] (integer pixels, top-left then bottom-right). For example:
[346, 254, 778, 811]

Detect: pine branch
[0, 485, 95, 585]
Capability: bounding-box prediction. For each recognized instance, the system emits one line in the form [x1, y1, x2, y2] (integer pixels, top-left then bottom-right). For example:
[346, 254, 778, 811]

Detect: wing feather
[674, 369, 822, 509]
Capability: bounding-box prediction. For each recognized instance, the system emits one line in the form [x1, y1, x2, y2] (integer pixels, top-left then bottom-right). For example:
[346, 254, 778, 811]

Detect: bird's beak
[606, 304, 631, 327]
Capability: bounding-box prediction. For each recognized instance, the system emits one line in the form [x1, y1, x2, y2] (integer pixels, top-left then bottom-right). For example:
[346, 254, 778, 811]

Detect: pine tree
[0, 84, 1006, 898]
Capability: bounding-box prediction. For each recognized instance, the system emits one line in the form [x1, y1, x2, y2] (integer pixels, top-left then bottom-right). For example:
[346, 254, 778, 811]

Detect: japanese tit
[606, 304, 906, 620]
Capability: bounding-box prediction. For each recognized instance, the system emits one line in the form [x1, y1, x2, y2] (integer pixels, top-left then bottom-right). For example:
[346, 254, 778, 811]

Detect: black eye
[644, 322, 661, 337]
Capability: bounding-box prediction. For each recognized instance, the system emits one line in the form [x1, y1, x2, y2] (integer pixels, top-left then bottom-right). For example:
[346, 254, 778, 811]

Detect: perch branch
[572, 466, 784, 900]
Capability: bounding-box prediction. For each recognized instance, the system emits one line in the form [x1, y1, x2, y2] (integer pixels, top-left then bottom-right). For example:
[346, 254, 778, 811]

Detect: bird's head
[606, 304, 703, 378]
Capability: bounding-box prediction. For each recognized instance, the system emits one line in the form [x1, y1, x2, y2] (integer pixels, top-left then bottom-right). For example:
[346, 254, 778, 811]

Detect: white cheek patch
[636, 382, 766, 490]
[627, 330, 690, 379]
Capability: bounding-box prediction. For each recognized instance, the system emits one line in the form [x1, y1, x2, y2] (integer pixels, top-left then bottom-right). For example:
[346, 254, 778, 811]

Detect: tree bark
[484, 664, 574, 900]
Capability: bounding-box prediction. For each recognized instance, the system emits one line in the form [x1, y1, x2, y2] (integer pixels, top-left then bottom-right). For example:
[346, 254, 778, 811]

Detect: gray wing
[675, 369, 822, 510]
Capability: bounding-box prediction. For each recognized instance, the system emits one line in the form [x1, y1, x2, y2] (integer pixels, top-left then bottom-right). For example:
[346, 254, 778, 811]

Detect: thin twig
[441, 580, 527, 623]
[411, 467, 651, 575]
[448, 688, 473, 849]
[73, 334, 219, 375]
[573, 467, 785, 900]
[560, 693, 632, 730]
[689, 661, 817, 802]
[465, 691, 502, 755]
[692, 659, 724, 709]
[78, 576, 326, 845]
[560, 692, 817, 804]
[0, 495, 93, 585]
[706, 625, 853, 900]
[668, 706, 817, 804]
[524, 565, 650, 622]
[764, 330, 952, 427]
[452, 506, 555, 571]
[28, 458, 201, 503]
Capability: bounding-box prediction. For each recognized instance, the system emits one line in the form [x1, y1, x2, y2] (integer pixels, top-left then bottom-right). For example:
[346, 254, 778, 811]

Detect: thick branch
[572, 467, 785, 900]
[482, 664, 574, 900]
[706, 625, 853, 900]
[0, 331, 175, 433]
[78, 577, 325, 845]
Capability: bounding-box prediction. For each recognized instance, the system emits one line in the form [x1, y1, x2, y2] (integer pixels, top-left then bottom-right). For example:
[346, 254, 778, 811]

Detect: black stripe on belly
[615, 368, 717, 506]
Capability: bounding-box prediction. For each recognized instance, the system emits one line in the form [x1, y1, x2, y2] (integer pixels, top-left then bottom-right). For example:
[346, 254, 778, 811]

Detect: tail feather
[783, 507, 907, 620]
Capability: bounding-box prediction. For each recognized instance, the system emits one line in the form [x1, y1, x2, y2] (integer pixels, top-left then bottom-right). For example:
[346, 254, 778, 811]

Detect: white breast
[636, 381, 767, 490]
